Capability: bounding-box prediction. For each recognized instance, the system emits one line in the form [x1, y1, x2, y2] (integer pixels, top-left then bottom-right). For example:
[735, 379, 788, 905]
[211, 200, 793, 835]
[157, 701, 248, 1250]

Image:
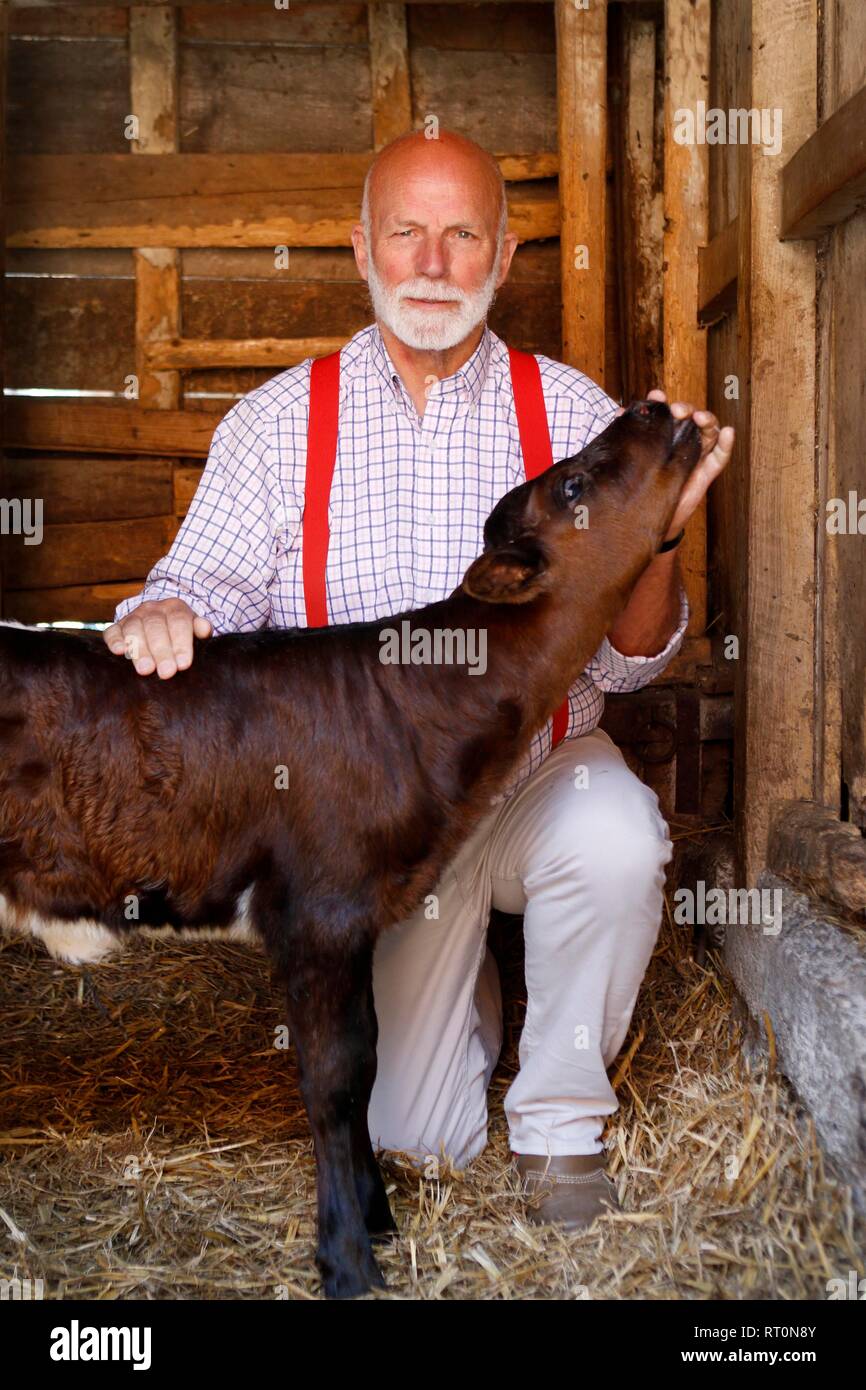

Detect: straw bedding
[1, 828, 862, 1300]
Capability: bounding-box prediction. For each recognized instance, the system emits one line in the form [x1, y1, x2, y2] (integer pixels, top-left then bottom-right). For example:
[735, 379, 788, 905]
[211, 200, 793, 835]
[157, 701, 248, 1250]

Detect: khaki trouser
[367, 728, 673, 1168]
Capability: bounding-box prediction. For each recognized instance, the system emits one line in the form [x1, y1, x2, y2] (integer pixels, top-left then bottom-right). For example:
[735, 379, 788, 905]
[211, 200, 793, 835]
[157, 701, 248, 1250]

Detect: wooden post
[0, 0, 6, 617]
[130, 5, 180, 410]
[555, 0, 607, 387]
[368, 3, 412, 150]
[663, 0, 710, 637]
[734, 0, 817, 882]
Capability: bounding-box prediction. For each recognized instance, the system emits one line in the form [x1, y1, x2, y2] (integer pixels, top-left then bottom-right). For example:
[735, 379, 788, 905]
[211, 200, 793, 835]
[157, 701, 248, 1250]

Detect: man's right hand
[103, 598, 213, 678]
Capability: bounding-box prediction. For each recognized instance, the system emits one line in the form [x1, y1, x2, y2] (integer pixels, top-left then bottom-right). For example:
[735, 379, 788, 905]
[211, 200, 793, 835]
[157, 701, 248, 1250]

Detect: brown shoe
[513, 1152, 621, 1230]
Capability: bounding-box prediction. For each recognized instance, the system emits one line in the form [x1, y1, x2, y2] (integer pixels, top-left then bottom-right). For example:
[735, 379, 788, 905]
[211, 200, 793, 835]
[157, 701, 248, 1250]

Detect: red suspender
[302, 351, 341, 628]
[302, 344, 569, 747]
[507, 347, 569, 749]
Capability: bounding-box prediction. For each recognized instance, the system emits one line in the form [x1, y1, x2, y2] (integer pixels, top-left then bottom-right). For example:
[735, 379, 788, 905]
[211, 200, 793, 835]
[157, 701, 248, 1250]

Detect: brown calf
[0, 401, 700, 1297]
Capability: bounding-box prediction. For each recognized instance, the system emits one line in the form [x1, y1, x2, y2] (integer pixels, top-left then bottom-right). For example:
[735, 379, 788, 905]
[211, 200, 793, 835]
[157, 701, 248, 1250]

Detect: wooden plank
[0, 0, 6, 619]
[3, 456, 173, 523]
[9, 154, 559, 248]
[368, 4, 411, 150]
[663, 0, 710, 636]
[9, 6, 128, 38]
[3, 581, 145, 626]
[6, 401, 220, 457]
[614, 6, 663, 398]
[698, 216, 738, 323]
[555, 0, 607, 385]
[180, 3, 367, 45]
[3, 516, 177, 590]
[780, 82, 866, 240]
[7, 34, 129, 155]
[833, 211, 866, 824]
[174, 465, 204, 518]
[734, 0, 817, 882]
[5, 273, 134, 392]
[130, 5, 181, 409]
[146, 336, 346, 370]
[408, 3, 555, 52]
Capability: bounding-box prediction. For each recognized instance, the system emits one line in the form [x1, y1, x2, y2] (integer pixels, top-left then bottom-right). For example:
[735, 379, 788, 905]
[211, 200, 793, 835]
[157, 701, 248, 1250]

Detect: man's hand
[617, 390, 735, 541]
[103, 598, 212, 678]
[648, 390, 734, 540]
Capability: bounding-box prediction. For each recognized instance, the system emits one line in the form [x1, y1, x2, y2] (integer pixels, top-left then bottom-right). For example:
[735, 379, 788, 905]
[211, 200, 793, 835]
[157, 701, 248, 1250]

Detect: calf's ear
[462, 538, 551, 604]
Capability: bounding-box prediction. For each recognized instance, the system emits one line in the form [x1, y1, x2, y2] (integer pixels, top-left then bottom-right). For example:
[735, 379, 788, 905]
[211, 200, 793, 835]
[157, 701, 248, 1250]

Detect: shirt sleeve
[113, 397, 286, 634]
[583, 582, 690, 693]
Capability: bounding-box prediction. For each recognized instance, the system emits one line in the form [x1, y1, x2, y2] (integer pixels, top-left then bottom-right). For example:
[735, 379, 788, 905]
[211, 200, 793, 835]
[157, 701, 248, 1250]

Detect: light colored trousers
[368, 727, 673, 1167]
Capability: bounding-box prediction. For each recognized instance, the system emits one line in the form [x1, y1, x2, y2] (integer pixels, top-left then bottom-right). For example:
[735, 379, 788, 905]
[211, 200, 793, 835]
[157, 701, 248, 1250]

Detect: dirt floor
[1, 874, 863, 1300]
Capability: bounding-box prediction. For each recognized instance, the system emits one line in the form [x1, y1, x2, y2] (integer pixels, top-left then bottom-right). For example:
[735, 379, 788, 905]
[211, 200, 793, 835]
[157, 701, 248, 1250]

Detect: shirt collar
[364, 320, 493, 409]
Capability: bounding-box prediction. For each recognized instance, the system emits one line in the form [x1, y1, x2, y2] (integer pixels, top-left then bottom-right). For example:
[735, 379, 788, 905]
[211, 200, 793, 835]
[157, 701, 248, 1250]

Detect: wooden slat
[0, 0, 7, 619]
[698, 216, 738, 322]
[780, 81, 866, 239]
[3, 516, 177, 590]
[9, 154, 558, 248]
[145, 336, 346, 371]
[6, 401, 220, 457]
[555, 0, 607, 385]
[663, 0, 710, 636]
[734, 0, 817, 882]
[615, 7, 663, 397]
[130, 6, 180, 410]
[3, 456, 173, 523]
[174, 465, 204, 519]
[3, 582, 144, 627]
[369, 4, 411, 149]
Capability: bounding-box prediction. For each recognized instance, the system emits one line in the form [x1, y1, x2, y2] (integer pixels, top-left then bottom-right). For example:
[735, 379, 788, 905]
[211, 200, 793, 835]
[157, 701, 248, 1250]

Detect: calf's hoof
[318, 1243, 386, 1299]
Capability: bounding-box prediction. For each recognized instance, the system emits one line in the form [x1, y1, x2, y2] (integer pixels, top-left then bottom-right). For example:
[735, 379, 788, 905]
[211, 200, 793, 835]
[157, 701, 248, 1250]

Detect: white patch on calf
[0, 894, 120, 964]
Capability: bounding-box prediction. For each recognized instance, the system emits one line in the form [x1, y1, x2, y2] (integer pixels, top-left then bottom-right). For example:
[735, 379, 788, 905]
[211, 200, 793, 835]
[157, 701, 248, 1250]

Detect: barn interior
[1, 0, 865, 1300]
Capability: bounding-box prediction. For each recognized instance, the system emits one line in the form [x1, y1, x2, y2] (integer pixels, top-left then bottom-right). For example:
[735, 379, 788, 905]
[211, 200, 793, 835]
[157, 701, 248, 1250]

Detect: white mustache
[398, 282, 466, 304]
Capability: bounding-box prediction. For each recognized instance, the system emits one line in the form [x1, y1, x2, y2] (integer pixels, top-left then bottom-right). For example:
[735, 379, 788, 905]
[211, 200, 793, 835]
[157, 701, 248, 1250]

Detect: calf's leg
[348, 969, 398, 1241]
[281, 931, 389, 1297]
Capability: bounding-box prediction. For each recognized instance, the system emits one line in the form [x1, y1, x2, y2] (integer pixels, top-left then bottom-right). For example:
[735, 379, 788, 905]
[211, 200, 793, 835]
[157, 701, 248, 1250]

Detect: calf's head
[462, 400, 701, 611]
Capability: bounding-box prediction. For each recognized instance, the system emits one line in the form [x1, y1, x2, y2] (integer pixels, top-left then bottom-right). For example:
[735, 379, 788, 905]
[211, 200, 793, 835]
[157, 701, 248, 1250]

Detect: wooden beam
[780, 81, 866, 240]
[130, 5, 180, 409]
[555, 0, 607, 385]
[3, 516, 178, 590]
[734, 0, 817, 883]
[145, 337, 346, 371]
[6, 401, 220, 458]
[663, 0, 710, 636]
[9, 154, 559, 249]
[368, 4, 412, 150]
[2, 582, 145, 627]
[698, 216, 738, 323]
[0, 0, 7, 618]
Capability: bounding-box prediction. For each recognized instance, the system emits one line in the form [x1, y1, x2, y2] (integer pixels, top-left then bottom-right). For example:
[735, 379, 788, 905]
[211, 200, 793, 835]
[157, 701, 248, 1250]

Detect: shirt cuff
[588, 584, 689, 692]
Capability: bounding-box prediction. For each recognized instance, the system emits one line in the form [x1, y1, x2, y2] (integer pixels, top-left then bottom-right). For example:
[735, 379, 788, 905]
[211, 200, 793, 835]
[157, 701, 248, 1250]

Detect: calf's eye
[561, 474, 585, 504]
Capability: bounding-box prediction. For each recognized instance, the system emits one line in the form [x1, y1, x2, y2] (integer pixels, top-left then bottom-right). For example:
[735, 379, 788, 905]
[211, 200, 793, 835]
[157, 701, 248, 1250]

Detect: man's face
[356, 161, 512, 351]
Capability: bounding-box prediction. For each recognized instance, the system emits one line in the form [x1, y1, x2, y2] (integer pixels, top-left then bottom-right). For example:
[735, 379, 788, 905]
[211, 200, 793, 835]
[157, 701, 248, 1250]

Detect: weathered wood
[7, 33, 128, 155]
[555, 0, 607, 386]
[3, 516, 177, 590]
[3, 581, 145, 627]
[0, 0, 7, 619]
[663, 0, 710, 637]
[5, 272, 134, 393]
[698, 216, 738, 323]
[130, 5, 181, 409]
[9, 6, 128, 38]
[780, 82, 866, 240]
[180, 3, 367, 45]
[9, 154, 559, 248]
[614, 7, 664, 397]
[767, 800, 866, 916]
[146, 336, 347, 370]
[734, 0, 818, 883]
[6, 402, 220, 458]
[369, 4, 411, 149]
[4, 456, 173, 523]
[708, 0, 739, 236]
[174, 465, 204, 518]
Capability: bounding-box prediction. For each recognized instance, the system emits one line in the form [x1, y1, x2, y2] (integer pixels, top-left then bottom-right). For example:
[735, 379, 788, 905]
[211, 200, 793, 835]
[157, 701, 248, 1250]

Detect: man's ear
[461, 538, 551, 604]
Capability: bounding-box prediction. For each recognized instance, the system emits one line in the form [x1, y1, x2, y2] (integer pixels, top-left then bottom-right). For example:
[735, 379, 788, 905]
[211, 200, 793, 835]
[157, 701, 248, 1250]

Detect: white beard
[366, 250, 501, 351]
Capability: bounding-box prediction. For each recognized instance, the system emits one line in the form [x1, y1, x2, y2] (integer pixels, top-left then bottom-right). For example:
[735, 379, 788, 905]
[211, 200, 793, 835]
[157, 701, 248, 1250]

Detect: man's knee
[542, 767, 672, 901]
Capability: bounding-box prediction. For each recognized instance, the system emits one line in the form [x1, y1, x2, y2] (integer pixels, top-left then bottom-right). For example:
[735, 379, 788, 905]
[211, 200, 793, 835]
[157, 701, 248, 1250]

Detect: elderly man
[105, 129, 732, 1229]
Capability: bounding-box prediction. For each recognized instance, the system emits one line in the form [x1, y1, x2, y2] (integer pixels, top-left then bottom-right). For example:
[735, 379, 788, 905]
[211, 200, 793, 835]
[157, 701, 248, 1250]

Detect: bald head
[360, 129, 508, 249]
